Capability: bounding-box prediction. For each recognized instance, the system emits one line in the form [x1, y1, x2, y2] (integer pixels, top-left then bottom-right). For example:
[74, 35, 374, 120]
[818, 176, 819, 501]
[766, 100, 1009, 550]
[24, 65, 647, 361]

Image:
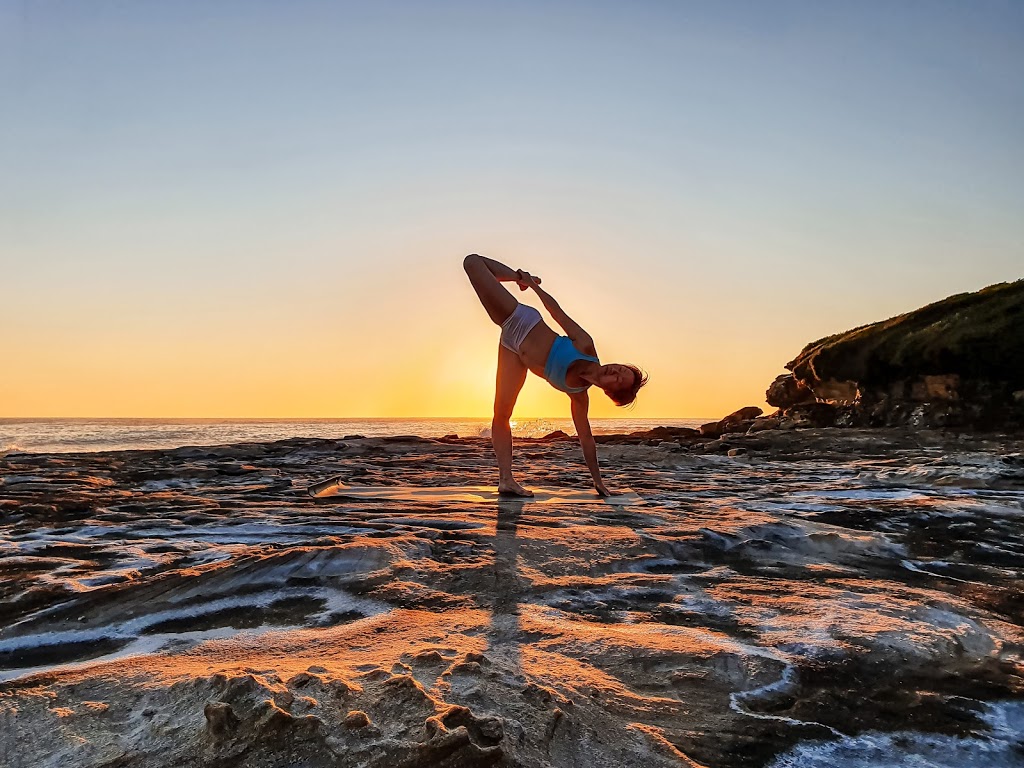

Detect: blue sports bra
[543, 336, 600, 393]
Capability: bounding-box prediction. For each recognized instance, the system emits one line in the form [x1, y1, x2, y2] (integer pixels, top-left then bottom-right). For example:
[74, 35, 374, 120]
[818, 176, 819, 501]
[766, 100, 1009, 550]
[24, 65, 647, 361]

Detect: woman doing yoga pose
[463, 253, 648, 497]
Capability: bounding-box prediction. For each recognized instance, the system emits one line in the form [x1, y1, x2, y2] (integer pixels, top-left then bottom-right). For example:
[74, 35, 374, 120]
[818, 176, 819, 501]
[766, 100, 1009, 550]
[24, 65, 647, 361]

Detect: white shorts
[499, 303, 542, 354]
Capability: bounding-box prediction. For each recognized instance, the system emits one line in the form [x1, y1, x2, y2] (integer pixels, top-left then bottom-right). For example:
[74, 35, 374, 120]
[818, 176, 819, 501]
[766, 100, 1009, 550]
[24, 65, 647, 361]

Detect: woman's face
[598, 364, 636, 392]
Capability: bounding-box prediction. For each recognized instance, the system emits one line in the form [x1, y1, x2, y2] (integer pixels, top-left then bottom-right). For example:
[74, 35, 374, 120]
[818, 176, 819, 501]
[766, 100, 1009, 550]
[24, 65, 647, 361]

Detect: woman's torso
[518, 319, 593, 391]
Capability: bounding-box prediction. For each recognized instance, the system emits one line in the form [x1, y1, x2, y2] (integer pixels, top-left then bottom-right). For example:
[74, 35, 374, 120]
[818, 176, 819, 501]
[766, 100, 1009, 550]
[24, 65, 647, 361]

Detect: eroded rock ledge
[777, 280, 1024, 431]
[689, 280, 1024, 437]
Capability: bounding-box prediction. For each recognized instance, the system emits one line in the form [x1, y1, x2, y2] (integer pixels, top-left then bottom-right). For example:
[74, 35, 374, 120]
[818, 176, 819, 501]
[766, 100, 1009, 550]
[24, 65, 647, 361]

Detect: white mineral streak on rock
[768, 700, 1024, 768]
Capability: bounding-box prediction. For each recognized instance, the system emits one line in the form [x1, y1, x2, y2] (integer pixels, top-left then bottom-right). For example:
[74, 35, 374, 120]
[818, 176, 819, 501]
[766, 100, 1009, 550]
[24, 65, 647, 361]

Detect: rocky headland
[621, 280, 1024, 450]
[760, 280, 1024, 434]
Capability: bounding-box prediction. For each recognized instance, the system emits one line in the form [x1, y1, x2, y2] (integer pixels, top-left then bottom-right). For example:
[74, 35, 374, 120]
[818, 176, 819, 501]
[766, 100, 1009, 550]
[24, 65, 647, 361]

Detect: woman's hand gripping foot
[515, 270, 541, 292]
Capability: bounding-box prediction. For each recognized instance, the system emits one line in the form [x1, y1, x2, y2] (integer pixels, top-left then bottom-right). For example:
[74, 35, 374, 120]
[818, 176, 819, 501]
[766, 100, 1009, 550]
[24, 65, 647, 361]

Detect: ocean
[0, 417, 709, 455]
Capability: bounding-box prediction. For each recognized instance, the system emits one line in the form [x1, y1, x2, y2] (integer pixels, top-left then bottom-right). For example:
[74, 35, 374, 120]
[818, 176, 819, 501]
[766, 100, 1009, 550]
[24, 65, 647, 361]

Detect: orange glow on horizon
[0, 320, 770, 420]
[3, 245, 778, 420]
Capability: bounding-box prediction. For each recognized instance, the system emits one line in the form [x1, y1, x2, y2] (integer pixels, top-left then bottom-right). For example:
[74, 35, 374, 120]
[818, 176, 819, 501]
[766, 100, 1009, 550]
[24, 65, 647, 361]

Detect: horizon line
[0, 415, 715, 421]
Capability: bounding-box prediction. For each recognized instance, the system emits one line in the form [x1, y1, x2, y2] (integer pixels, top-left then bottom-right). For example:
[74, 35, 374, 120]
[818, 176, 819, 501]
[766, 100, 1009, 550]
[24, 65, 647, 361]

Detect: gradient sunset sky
[3, 1, 1022, 419]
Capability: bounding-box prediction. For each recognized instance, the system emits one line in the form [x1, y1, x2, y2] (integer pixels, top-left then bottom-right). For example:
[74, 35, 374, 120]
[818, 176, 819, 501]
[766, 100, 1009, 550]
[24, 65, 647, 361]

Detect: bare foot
[497, 479, 534, 497]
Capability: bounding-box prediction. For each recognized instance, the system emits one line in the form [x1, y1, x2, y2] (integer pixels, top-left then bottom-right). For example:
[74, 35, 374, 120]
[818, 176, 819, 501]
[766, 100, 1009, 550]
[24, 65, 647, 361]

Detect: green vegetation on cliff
[787, 280, 1024, 388]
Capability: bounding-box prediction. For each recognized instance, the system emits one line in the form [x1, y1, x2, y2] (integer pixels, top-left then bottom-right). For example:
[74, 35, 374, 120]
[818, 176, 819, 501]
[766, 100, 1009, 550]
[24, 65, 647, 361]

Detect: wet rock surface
[1, 431, 1023, 767]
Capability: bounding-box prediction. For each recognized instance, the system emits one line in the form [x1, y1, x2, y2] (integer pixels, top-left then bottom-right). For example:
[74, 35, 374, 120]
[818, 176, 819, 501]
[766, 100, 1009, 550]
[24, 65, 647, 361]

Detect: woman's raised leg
[493, 342, 533, 496]
[463, 253, 521, 326]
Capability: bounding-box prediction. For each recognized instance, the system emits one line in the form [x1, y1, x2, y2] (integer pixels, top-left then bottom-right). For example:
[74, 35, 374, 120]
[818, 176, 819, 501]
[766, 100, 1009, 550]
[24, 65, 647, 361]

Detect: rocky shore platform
[1, 428, 1023, 767]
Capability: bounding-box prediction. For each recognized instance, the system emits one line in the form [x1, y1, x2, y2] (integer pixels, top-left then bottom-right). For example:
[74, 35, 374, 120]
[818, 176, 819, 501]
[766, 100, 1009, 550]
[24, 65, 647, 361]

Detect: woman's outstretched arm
[570, 391, 611, 496]
[520, 273, 596, 355]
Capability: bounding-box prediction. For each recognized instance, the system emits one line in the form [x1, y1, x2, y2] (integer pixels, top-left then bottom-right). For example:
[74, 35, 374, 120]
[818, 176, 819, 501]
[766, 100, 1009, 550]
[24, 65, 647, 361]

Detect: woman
[463, 253, 648, 497]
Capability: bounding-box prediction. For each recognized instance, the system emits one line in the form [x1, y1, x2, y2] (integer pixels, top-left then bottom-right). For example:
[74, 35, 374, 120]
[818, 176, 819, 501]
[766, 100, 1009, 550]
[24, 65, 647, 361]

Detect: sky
[2, 1, 1022, 419]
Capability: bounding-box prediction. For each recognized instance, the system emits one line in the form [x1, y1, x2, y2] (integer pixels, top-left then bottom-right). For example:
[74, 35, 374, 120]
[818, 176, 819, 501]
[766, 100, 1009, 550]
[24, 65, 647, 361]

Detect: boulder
[809, 379, 859, 405]
[748, 417, 782, 433]
[700, 440, 732, 454]
[910, 375, 960, 402]
[539, 430, 571, 441]
[699, 422, 723, 439]
[721, 419, 756, 435]
[766, 374, 815, 408]
[723, 406, 764, 423]
[344, 710, 371, 729]
[701, 406, 764, 439]
[833, 406, 864, 428]
[780, 402, 837, 429]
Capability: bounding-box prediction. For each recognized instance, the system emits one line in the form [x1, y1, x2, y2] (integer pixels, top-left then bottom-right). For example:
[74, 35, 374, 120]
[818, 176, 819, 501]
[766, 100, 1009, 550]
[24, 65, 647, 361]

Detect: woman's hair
[608, 364, 649, 407]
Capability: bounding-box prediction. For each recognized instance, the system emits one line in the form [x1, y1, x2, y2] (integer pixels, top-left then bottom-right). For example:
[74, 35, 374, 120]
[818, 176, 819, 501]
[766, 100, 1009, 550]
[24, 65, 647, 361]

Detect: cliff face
[770, 280, 1024, 430]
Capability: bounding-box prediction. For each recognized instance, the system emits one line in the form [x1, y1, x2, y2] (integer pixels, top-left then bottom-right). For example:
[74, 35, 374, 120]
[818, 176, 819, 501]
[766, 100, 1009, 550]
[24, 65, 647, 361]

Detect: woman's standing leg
[493, 343, 532, 496]
[464, 253, 534, 494]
